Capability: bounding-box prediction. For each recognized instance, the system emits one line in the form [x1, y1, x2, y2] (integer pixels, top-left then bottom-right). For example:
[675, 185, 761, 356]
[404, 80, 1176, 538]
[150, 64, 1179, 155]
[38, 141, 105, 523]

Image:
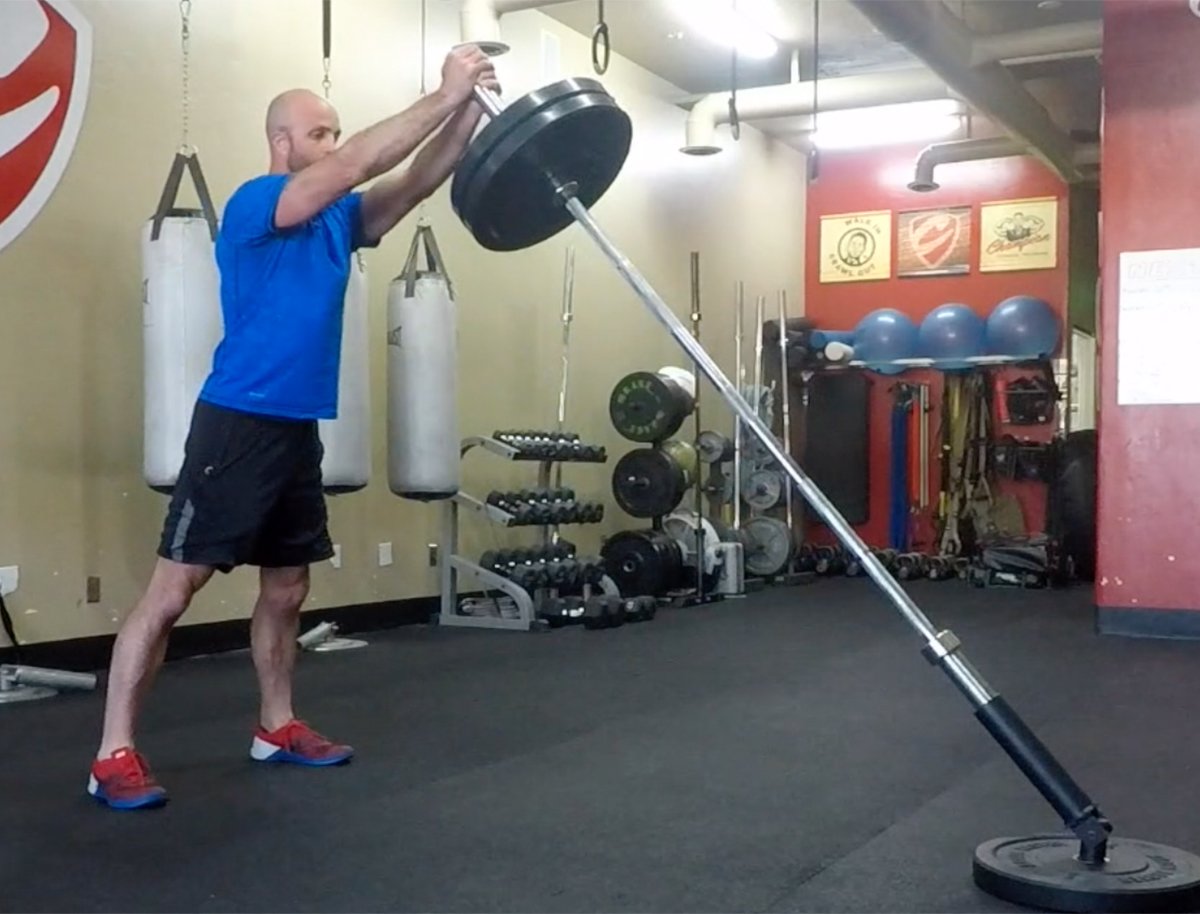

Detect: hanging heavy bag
[318, 252, 371, 493]
[387, 224, 460, 499]
[141, 151, 221, 492]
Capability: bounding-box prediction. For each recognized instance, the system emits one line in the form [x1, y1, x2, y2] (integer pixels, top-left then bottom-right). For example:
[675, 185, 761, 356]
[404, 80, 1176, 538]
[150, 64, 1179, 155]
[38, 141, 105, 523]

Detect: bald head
[265, 89, 342, 174]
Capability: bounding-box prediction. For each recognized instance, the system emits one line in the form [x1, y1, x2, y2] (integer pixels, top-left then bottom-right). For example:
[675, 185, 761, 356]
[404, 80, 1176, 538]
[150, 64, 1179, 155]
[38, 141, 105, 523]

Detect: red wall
[802, 144, 1070, 549]
[1097, 0, 1200, 629]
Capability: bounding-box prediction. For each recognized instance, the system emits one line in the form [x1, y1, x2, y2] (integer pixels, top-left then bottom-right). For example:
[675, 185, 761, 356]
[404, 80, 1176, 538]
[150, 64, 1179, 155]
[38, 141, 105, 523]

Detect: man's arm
[358, 100, 487, 244]
[275, 46, 494, 231]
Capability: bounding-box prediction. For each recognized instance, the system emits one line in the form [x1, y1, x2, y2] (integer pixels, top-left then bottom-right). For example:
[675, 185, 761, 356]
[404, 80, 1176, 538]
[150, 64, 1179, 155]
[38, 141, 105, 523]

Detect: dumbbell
[551, 541, 575, 560]
[538, 597, 572, 628]
[875, 549, 899, 571]
[580, 558, 604, 585]
[583, 594, 625, 630]
[894, 553, 930, 580]
[479, 549, 505, 572]
[545, 559, 578, 588]
[927, 556, 957, 581]
[815, 546, 846, 576]
[540, 594, 586, 626]
[795, 544, 818, 573]
[621, 595, 657, 623]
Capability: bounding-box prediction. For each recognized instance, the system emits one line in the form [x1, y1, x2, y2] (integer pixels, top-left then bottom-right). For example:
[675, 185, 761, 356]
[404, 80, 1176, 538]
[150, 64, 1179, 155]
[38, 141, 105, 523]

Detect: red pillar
[1096, 0, 1200, 636]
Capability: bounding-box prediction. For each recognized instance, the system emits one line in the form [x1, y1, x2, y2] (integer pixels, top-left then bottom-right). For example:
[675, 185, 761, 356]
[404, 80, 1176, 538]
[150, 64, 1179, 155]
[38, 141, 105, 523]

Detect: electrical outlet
[0, 566, 18, 596]
[330, 544, 342, 569]
[378, 542, 394, 567]
[86, 576, 101, 603]
[427, 543, 439, 567]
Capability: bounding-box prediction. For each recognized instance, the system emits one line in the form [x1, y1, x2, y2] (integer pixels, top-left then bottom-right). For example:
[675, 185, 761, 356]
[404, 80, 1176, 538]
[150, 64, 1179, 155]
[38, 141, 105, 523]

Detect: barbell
[446, 74, 1200, 913]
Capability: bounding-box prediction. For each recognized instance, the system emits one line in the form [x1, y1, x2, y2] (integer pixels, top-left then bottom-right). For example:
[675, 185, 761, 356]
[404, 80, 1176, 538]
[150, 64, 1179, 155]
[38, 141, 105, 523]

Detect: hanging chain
[179, 0, 192, 153]
[321, 0, 333, 98]
[417, 0, 429, 226]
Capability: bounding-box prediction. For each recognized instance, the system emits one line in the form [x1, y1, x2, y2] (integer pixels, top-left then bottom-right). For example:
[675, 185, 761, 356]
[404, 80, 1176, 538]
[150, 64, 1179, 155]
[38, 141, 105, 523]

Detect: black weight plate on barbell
[612, 447, 688, 519]
[974, 835, 1200, 913]
[451, 78, 632, 252]
[609, 371, 693, 444]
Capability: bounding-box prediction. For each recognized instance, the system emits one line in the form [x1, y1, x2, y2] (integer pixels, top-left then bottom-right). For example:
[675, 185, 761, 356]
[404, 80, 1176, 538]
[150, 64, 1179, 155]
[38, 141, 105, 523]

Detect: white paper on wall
[1117, 248, 1200, 406]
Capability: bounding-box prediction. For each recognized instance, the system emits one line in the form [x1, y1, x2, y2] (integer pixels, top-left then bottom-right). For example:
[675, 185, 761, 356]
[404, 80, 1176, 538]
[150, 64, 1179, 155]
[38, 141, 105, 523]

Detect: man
[88, 46, 498, 810]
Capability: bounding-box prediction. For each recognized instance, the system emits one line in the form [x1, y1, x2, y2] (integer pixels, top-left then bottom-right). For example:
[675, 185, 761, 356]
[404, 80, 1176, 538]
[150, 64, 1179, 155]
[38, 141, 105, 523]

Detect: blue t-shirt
[200, 174, 370, 420]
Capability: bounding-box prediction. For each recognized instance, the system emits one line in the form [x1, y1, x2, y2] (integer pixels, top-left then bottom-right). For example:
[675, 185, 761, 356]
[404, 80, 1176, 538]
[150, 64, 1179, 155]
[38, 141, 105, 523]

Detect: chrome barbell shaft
[472, 85, 505, 118]
[563, 193, 996, 708]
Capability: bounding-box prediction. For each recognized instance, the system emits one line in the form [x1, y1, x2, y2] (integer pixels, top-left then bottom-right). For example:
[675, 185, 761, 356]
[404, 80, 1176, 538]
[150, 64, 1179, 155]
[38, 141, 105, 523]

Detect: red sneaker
[87, 748, 168, 810]
[250, 719, 353, 766]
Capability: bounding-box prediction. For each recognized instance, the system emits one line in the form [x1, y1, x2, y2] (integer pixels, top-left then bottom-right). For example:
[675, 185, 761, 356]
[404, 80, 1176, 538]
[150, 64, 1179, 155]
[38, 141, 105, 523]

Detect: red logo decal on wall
[908, 211, 961, 270]
[0, 1, 92, 254]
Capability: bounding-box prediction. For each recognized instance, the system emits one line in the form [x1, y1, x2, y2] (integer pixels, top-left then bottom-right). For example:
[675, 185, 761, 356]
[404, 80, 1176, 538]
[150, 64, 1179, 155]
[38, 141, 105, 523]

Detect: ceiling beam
[847, 0, 1084, 182]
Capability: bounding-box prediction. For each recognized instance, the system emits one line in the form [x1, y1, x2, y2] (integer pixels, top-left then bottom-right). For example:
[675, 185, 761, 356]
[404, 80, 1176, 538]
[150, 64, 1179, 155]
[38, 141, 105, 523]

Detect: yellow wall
[0, 0, 807, 645]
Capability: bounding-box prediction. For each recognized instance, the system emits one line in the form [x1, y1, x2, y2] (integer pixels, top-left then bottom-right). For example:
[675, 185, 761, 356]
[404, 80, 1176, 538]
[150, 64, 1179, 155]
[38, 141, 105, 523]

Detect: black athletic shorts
[158, 400, 334, 573]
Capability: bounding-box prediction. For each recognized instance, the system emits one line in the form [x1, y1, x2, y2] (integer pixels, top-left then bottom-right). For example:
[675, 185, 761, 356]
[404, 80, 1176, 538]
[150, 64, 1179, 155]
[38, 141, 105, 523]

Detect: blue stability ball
[809, 329, 856, 350]
[918, 303, 986, 370]
[987, 295, 1060, 358]
[853, 309, 919, 375]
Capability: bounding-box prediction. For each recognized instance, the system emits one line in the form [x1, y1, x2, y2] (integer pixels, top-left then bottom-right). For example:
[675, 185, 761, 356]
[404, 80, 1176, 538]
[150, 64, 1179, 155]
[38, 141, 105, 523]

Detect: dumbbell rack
[438, 433, 619, 632]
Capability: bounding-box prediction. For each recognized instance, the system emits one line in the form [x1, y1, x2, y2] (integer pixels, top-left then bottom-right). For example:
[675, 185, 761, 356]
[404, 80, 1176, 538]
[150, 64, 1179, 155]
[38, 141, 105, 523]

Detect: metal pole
[564, 194, 995, 708]
[754, 295, 765, 417]
[690, 252, 705, 598]
[554, 246, 575, 494]
[733, 283, 745, 530]
[778, 290, 795, 557]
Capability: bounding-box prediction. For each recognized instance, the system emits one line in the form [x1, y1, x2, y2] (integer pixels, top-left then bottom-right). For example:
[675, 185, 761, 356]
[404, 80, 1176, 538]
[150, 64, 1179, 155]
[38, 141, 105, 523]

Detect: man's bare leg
[97, 558, 214, 757]
[251, 565, 309, 732]
[248, 564, 353, 765]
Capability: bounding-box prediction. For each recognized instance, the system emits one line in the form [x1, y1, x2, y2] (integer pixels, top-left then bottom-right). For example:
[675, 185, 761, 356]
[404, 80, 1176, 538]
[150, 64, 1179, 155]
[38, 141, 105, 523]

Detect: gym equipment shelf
[439, 434, 619, 632]
[823, 354, 1047, 371]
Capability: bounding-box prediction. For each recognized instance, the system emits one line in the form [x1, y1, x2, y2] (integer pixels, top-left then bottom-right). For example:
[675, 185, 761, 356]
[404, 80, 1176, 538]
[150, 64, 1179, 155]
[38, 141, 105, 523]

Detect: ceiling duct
[682, 68, 950, 154]
[847, 0, 1086, 182]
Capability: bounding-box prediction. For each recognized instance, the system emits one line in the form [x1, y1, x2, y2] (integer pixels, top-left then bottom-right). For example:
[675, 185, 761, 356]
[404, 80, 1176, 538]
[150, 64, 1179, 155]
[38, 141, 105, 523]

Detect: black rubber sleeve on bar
[975, 696, 1097, 827]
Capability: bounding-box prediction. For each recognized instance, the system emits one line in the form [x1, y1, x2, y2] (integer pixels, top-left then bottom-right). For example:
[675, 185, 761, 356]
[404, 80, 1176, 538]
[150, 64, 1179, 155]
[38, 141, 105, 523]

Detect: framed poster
[979, 196, 1058, 272]
[897, 206, 971, 277]
[819, 210, 892, 283]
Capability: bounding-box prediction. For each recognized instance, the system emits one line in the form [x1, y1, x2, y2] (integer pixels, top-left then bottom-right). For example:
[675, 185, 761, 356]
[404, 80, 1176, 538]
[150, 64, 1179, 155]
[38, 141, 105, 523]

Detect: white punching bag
[387, 235, 459, 499]
[141, 215, 222, 491]
[318, 252, 371, 493]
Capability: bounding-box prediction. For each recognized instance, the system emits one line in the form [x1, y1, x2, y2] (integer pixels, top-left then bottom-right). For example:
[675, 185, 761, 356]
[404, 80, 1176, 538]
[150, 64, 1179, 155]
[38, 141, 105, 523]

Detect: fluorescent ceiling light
[811, 99, 965, 150]
[670, 0, 781, 60]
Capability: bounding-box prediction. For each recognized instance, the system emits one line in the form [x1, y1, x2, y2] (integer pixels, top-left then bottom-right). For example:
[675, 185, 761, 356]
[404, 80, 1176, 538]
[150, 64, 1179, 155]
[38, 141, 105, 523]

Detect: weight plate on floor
[974, 835, 1200, 913]
[695, 430, 734, 464]
[743, 468, 785, 511]
[662, 510, 721, 575]
[600, 529, 683, 596]
[451, 78, 632, 252]
[612, 447, 688, 518]
[609, 371, 695, 443]
[742, 516, 795, 577]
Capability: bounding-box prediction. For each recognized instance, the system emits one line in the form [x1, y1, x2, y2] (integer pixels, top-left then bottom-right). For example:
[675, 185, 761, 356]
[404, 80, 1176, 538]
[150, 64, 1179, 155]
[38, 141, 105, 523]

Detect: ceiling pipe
[848, 0, 1084, 183]
[970, 20, 1102, 67]
[460, 0, 576, 55]
[908, 137, 1102, 192]
[908, 137, 1027, 192]
[682, 68, 950, 155]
